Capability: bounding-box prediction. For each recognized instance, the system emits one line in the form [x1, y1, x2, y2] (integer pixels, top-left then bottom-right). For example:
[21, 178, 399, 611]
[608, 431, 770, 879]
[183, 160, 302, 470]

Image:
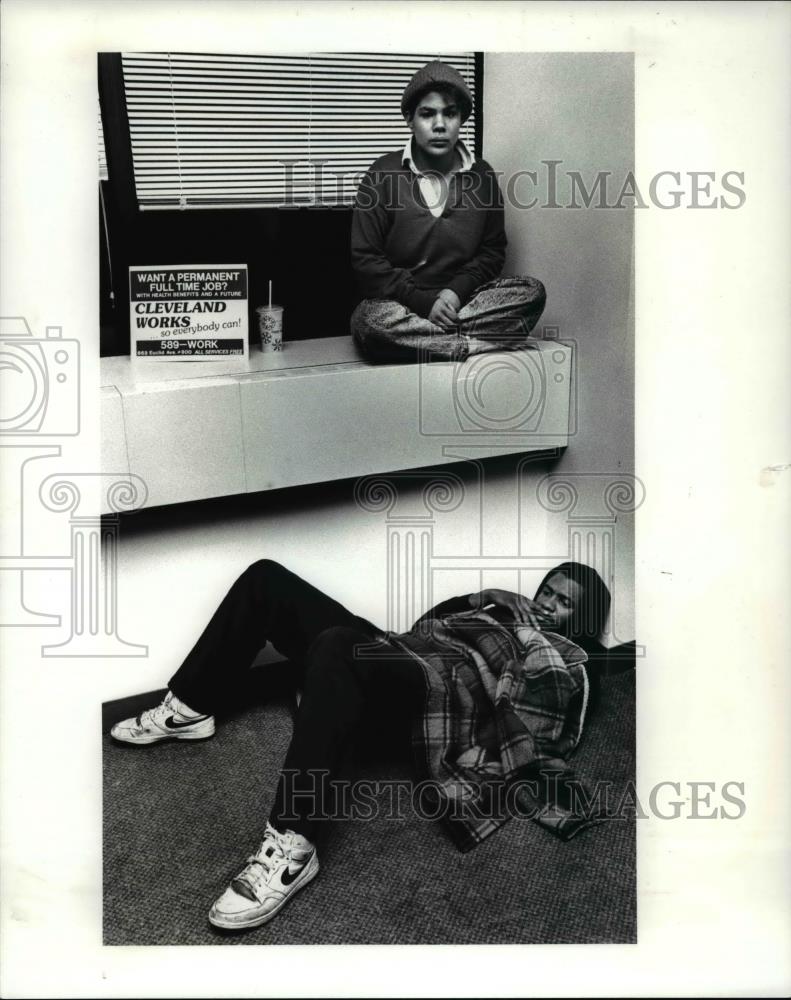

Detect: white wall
[483, 52, 635, 642]
[105, 457, 560, 701]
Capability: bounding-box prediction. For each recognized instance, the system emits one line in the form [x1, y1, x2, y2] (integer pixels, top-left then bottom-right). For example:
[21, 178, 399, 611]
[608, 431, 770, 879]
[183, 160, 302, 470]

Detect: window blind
[120, 52, 477, 210]
[98, 99, 108, 181]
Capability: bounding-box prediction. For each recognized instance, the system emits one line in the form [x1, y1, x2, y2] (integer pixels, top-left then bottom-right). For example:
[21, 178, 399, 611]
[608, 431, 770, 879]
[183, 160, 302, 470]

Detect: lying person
[110, 559, 625, 932]
[350, 59, 546, 363]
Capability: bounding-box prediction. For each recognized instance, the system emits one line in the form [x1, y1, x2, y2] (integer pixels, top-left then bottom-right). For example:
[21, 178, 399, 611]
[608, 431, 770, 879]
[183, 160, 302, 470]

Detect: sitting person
[110, 559, 627, 932]
[350, 59, 547, 363]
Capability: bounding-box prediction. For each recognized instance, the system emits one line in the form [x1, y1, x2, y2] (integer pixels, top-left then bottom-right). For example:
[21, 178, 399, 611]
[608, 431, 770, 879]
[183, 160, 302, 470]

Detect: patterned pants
[351, 275, 546, 363]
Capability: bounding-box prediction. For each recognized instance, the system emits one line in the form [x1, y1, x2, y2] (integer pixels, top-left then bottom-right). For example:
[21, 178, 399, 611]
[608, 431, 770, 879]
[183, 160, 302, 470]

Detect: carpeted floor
[103, 667, 635, 945]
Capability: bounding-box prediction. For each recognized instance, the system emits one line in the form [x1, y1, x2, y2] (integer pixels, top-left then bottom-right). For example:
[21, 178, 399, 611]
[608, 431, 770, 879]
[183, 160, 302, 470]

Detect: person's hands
[468, 588, 557, 629]
[437, 288, 461, 312]
[428, 293, 459, 330]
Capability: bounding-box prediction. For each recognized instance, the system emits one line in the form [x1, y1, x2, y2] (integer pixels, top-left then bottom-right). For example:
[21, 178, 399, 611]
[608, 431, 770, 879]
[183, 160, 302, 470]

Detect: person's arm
[468, 588, 556, 628]
[351, 169, 437, 318]
[411, 588, 556, 632]
[411, 594, 474, 631]
[442, 164, 507, 307]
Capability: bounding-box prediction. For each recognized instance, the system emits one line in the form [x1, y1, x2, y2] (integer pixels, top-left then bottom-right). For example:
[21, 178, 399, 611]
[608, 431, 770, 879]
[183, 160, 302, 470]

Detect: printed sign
[129, 264, 249, 360]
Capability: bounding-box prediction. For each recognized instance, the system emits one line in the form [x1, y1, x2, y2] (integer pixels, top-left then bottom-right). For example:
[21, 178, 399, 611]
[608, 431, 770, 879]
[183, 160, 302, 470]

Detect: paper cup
[256, 305, 284, 352]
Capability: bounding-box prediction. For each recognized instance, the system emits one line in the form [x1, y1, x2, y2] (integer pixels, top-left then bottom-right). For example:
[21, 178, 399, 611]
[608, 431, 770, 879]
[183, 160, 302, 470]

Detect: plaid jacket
[392, 609, 596, 850]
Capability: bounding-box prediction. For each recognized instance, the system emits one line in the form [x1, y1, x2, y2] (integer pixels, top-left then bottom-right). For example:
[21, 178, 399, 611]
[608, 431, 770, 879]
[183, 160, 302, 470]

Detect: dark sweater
[351, 150, 507, 318]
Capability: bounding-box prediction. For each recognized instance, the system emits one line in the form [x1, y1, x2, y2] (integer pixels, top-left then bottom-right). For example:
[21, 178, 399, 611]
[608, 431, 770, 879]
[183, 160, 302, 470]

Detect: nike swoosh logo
[164, 714, 208, 729]
[280, 854, 312, 886]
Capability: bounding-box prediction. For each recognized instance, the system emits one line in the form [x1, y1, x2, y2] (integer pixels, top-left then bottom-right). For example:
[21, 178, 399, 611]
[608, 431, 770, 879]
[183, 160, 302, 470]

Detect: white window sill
[101, 335, 573, 512]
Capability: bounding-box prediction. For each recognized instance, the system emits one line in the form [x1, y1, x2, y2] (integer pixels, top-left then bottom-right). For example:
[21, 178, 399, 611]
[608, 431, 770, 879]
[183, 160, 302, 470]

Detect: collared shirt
[401, 136, 474, 218]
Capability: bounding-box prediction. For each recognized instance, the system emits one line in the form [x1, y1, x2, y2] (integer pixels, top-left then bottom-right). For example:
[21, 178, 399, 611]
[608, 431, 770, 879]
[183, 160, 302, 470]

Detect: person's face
[534, 573, 583, 633]
[407, 90, 461, 161]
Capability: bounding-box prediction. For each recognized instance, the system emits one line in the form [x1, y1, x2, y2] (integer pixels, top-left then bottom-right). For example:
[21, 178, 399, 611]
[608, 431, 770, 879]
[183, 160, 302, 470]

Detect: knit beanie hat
[401, 60, 473, 122]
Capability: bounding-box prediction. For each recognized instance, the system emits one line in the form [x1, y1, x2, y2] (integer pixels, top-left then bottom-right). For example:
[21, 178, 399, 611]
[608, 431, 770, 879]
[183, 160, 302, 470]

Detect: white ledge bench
[101, 335, 574, 513]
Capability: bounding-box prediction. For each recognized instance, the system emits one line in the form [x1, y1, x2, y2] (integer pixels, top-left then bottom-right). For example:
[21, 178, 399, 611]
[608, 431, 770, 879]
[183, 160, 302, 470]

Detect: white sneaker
[208, 823, 319, 930]
[110, 691, 215, 745]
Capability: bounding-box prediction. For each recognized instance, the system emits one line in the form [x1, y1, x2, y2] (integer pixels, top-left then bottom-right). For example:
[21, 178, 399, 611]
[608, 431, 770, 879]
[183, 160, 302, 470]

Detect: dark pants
[169, 560, 425, 841]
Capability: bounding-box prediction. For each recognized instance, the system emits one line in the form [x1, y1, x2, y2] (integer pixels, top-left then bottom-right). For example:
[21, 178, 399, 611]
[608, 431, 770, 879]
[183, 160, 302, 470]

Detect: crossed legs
[350, 275, 547, 363]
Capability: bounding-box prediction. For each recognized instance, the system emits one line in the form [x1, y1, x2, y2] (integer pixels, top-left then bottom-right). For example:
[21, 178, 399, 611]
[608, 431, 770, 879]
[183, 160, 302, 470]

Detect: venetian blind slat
[98, 99, 109, 181]
[121, 51, 476, 209]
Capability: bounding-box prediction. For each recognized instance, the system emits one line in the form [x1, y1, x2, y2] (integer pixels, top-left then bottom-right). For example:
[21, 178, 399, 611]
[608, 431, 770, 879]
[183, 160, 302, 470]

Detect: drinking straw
[268, 280, 272, 310]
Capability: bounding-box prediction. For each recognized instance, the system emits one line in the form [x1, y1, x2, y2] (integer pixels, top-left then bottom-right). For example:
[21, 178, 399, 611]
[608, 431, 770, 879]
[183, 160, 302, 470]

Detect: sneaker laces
[136, 692, 174, 730]
[231, 825, 298, 901]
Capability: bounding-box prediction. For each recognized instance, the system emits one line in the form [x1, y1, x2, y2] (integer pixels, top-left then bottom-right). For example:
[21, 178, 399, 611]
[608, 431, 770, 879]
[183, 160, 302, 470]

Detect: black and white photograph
[97, 46, 636, 947]
[1, 1, 789, 997]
